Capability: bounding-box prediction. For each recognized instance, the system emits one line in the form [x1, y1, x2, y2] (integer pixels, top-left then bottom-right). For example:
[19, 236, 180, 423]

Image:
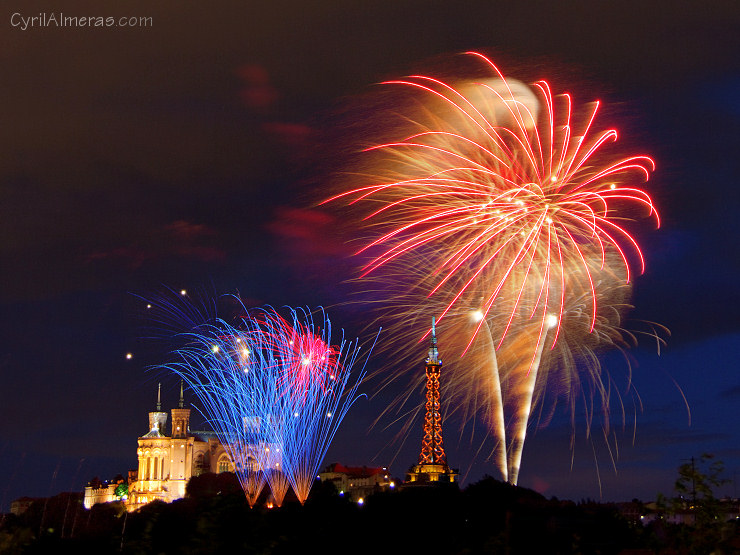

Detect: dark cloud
[267, 207, 350, 261]
[83, 220, 225, 270]
[261, 122, 313, 147]
[83, 246, 153, 270]
[236, 64, 278, 110]
[165, 220, 217, 241]
[720, 385, 740, 400]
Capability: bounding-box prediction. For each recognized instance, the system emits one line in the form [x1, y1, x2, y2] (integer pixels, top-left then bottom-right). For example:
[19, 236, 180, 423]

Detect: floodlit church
[84, 384, 236, 511]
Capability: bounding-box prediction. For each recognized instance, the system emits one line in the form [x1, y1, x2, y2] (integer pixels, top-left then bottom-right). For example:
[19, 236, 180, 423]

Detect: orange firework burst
[326, 53, 660, 484]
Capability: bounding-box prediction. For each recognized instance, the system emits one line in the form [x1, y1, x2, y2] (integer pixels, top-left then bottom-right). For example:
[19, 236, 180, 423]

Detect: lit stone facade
[83, 390, 234, 511]
[127, 401, 233, 511]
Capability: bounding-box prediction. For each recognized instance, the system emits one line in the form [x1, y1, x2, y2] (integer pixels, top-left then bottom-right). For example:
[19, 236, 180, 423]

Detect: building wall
[83, 485, 118, 509]
[11, 497, 38, 515]
[123, 407, 236, 511]
[85, 402, 283, 512]
[319, 464, 393, 501]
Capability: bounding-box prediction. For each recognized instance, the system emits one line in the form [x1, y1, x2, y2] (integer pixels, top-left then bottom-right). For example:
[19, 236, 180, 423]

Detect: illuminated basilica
[83, 384, 235, 511]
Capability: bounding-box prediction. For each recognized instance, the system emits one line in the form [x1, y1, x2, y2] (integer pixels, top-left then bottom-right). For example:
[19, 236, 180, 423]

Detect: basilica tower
[169, 380, 195, 499]
[170, 380, 190, 439]
[147, 383, 168, 435]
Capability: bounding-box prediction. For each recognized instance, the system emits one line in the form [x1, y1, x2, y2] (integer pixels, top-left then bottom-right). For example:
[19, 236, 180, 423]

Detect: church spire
[171, 379, 191, 439]
[146, 383, 168, 437]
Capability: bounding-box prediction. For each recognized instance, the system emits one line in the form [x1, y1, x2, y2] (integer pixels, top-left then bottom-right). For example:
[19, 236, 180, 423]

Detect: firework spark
[157, 297, 373, 505]
[326, 52, 660, 484]
[265, 308, 373, 504]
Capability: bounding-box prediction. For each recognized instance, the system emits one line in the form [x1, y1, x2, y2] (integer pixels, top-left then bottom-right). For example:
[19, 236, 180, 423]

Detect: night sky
[2, 0, 739, 507]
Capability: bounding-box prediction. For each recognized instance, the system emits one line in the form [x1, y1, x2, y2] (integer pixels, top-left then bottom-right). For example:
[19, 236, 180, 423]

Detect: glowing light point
[211, 345, 219, 353]
[546, 314, 558, 329]
[125, 353, 133, 360]
[471, 309, 484, 323]
[180, 289, 187, 296]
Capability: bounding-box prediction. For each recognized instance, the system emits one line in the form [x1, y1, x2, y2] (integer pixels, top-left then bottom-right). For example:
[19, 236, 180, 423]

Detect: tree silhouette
[659, 453, 730, 554]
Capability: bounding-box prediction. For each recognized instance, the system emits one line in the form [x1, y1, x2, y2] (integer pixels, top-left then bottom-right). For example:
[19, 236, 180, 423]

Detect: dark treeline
[2, 473, 740, 554]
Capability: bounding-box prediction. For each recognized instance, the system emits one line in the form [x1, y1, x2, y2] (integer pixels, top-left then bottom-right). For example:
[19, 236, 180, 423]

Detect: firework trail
[157, 296, 374, 505]
[166, 321, 274, 506]
[326, 52, 660, 484]
[260, 307, 375, 504]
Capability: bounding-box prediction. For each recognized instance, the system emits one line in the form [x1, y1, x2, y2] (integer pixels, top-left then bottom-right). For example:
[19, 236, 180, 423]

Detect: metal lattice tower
[418, 318, 447, 465]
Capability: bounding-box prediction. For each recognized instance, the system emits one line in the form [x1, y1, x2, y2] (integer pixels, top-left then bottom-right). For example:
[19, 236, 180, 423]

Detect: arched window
[152, 458, 158, 481]
[194, 452, 206, 476]
[217, 454, 232, 473]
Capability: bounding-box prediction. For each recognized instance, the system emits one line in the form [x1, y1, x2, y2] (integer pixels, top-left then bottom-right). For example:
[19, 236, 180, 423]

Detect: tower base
[405, 463, 458, 485]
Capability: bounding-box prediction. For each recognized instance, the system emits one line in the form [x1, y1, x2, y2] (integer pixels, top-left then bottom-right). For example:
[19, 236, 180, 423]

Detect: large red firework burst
[254, 312, 340, 403]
